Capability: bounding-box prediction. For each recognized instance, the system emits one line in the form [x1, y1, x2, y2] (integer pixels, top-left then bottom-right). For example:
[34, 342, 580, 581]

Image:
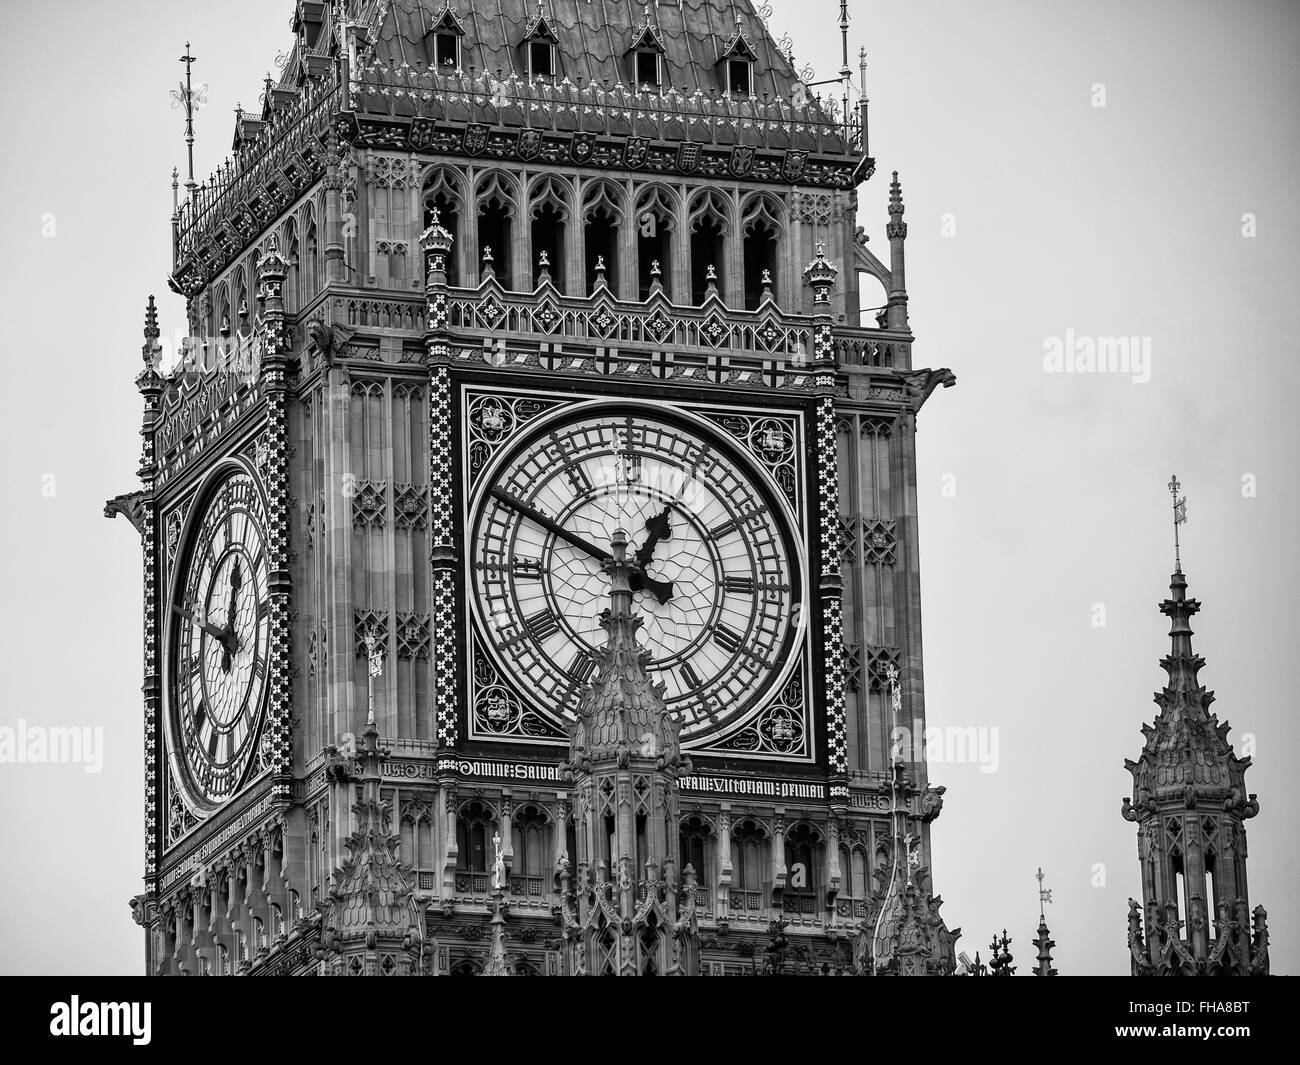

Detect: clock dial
[168, 469, 271, 808]
[470, 406, 803, 739]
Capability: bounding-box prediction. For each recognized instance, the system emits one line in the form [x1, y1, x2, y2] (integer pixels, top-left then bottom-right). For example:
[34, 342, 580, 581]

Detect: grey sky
[0, 0, 1295, 974]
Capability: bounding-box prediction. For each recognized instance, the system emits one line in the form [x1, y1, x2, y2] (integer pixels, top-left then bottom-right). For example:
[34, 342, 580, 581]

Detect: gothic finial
[142, 296, 162, 371]
[1036, 866, 1052, 920]
[802, 242, 838, 303]
[889, 171, 904, 214]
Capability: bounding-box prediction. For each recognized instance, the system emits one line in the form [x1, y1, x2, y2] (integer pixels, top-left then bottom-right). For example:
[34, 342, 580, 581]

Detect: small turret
[1122, 477, 1268, 976]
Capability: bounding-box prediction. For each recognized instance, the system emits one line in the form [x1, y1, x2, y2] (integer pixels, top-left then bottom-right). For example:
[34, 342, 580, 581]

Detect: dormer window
[718, 15, 757, 97]
[529, 39, 555, 79]
[635, 49, 661, 89]
[727, 58, 753, 96]
[523, 3, 560, 82]
[427, 3, 466, 70]
[434, 32, 460, 68]
[627, 14, 667, 90]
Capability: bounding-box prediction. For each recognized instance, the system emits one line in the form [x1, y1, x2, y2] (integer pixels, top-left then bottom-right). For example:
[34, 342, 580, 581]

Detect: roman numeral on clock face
[723, 574, 755, 595]
[512, 558, 543, 580]
[526, 610, 560, 641]
[566, 651, 595, 683]
[680, 661, 702, 692]
[713, 625, 744, 655]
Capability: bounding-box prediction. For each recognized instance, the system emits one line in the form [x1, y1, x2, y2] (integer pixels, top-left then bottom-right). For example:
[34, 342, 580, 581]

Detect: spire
[569, 529, 679, 768]
[562, 528, 695, 976]
[1032, 916, 1058, 976]
[481, 833, 515, 977]
[317, 647, 423, 975]
[1032, 868, 1057, 975]
[885, 172, 909, 330]
[1121, 477, 1267, 976]
[141, 295, 162, 373]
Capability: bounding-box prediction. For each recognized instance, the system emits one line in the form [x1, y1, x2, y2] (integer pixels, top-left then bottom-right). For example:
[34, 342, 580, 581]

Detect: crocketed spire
[1122, 485, 1268, 976]
[319, 716, 425, 975]
[568, 528, 681, 772]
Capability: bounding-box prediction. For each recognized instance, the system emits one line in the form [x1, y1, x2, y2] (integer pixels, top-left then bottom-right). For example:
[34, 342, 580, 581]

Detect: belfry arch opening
[585, 206, 619, 294]
[532, 202, 566, 291]
[690, 216, 725, 304]
[477, 194, 513, 289]
[743, 218, 778, 309]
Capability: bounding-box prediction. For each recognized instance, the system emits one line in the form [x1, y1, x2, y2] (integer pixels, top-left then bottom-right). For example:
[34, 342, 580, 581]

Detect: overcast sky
[0, 0, 1295, 975]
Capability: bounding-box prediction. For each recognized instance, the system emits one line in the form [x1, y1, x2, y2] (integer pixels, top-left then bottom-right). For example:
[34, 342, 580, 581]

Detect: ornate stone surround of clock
[463, 390, 812, 759]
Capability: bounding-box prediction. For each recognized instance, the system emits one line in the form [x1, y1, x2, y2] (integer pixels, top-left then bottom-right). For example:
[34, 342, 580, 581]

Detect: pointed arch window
[679, 816, 712, 908]
[729, 819, 768, 911]
[635, 186, 675, 300]
[783, 824, 821, 914]
[456, 800, 495, 891]
[510, 805, 550, 899]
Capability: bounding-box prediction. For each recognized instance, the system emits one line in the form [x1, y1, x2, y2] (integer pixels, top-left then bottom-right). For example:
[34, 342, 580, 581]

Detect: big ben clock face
[469, 402, 805, 741]
[167, 467, 271, 810]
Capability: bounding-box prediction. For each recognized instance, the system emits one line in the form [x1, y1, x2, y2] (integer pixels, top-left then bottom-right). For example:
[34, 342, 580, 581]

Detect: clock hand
[490, 487, 613, 562]
[634, 505, 673, 571]
[222, 560, 243, 673]
[171, 603, 237, 651]
[490, 487, 674, 604]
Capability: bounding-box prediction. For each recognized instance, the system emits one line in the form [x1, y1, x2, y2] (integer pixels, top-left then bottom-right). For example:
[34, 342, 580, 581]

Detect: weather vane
[1168, 474, 1188, 571]
[178, 43, 199, 194]
[1036, 866, 1053, 919]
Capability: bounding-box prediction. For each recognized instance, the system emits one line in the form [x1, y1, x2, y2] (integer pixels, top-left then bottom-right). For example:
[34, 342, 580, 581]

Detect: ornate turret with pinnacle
[317, 712, 426, 976]
[1122, 477, 1268, 976]
[561, 529, 698, 976]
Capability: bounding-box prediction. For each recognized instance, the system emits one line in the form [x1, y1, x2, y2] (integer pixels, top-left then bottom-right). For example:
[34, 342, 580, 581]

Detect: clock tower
[110, 0, 958, 976]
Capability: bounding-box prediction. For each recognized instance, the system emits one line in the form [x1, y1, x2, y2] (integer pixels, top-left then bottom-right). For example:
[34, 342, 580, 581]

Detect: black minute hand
[490, 488, 674, 604]
[490, 488, 612, 563]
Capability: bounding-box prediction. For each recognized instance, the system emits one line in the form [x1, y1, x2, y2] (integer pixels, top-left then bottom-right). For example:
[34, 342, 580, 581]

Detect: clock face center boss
[468, 402, 805, 739]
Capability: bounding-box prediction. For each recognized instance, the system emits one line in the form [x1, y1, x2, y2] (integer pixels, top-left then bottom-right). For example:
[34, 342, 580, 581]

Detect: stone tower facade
[110, 0, 957, 975]
[1122, 556, 1270, 976]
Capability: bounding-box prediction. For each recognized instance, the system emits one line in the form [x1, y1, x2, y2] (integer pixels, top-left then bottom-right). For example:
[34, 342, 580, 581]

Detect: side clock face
[469, 405, 804, 739]
[168, 469, 271, 809]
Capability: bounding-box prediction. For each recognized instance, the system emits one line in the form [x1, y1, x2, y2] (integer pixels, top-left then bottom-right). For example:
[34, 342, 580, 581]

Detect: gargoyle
[104, 491, 147, 535]
[900, 368, 957, 413]
[306, 320, 356, 365]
